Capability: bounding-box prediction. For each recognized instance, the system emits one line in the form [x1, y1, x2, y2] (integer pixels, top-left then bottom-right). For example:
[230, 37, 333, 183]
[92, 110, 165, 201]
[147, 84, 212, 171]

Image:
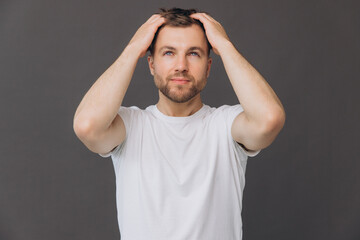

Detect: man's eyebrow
[188, 47, 205, 55]
[158, 46, 176, 52]
[158, 46, 206, 54]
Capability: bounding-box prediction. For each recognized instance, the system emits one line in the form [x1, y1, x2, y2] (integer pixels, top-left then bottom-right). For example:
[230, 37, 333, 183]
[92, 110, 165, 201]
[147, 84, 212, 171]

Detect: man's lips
[171, 78, 190, 84]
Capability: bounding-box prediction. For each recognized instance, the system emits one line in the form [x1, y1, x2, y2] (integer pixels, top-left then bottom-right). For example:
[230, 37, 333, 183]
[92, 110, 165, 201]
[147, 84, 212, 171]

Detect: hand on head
[190, 13, 230, 55]
[128, 14, 165, 58]
[128, 9, 231, 58]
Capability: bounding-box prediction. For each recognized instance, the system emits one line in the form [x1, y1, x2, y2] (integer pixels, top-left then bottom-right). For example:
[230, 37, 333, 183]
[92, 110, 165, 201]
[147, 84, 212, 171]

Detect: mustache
[166, 73, 194, 81]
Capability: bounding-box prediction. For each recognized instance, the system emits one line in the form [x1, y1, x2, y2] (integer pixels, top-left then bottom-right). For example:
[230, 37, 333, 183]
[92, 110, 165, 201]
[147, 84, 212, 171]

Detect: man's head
[148, 8, 213, 104]
[148, 8, 212, 56]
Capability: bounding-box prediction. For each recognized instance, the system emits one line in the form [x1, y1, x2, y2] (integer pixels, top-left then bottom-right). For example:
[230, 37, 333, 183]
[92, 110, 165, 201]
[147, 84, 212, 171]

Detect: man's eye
[164, 51, 173, 56]
[189, 52, 200, 56]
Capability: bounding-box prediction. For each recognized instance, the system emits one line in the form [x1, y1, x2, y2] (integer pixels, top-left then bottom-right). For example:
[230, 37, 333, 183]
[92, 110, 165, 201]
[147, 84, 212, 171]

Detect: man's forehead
[157, 24, 205, 37]
[155, 25, 208, 51]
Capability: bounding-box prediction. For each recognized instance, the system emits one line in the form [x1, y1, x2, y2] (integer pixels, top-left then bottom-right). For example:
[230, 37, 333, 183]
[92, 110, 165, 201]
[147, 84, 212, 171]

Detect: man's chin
[164, 90, 200, 103]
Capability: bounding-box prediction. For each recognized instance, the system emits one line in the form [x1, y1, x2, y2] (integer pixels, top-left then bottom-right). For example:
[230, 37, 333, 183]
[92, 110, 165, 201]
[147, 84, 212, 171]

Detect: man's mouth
[171, 78, 190, 84]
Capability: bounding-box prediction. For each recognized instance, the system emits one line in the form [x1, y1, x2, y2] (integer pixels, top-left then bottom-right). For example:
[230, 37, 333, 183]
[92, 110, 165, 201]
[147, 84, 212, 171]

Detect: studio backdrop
[0, 0, 359, 239]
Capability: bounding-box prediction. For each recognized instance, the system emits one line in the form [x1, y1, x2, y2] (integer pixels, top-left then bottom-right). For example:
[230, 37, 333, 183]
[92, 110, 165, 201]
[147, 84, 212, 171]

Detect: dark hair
[148, 8, 212, 56]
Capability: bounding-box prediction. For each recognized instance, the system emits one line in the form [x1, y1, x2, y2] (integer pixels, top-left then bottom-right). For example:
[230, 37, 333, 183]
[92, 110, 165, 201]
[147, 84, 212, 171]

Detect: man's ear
[147, 55, 154, 76]
[206, 57, 212, 78]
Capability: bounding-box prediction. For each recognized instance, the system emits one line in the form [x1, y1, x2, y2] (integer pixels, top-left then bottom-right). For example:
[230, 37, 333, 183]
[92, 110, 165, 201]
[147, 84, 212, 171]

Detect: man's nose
[174, 55, 189, 72]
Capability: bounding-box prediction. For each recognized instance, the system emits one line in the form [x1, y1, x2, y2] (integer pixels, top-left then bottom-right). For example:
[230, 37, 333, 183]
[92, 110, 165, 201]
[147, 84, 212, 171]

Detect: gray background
[1, 0, 359, 239]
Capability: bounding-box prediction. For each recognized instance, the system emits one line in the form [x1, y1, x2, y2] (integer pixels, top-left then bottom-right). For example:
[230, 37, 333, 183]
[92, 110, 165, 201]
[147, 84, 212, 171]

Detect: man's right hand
[128, 14, 165, 58]
[73, 15, 164, 155]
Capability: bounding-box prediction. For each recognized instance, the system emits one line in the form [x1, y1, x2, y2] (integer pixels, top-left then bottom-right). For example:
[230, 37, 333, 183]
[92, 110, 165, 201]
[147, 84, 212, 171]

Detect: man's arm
[73, 15, 165, 155]
[191, 13, 285, 151]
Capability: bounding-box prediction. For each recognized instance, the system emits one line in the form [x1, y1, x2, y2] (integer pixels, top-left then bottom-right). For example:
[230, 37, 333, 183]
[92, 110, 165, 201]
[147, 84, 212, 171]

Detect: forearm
[74, 45, 141, 134]
[219, 41, 285, 127]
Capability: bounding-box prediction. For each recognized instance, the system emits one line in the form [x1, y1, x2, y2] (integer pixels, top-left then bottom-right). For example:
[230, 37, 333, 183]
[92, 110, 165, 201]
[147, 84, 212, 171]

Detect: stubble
[153, 72, 207, 103]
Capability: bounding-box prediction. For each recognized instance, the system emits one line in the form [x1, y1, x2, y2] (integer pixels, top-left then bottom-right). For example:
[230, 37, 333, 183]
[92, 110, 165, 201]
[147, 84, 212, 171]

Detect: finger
[147, 14, 159, 21]
[191, 12, 210, 19]
[152, 16, 165, 27]
[201, 13, 221, 26]
[190, 13, 209, 26]
[190, 13, 205, 20]
[199, 13, 221, 26]
[191, 13, 218, 27]
[145, 18, 165, 38]
[146, 14, 162, 23]
[143, 16, 164, 32]
[202, 13, 213, 20]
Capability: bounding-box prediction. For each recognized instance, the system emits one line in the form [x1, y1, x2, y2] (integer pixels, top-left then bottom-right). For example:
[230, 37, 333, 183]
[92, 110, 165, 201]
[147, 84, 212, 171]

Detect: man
[73, 8, 285, 240]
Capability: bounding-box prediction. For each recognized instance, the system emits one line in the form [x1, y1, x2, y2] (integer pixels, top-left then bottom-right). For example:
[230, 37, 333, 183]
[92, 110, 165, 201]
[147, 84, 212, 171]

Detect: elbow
[262, 107, 286, 136]
[73, 117, 97, 142]
[73, 115, 115, 154]
[73, 118, 103, 153]
[254, 109, 285, 150]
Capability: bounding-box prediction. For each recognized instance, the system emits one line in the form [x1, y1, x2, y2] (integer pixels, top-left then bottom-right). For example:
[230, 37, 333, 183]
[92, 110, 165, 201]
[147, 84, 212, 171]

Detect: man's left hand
[191, 13, 231, 55]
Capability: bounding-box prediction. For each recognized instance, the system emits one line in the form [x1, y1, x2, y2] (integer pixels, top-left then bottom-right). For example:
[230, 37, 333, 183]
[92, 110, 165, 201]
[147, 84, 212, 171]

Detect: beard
[153, 72, 207, 103]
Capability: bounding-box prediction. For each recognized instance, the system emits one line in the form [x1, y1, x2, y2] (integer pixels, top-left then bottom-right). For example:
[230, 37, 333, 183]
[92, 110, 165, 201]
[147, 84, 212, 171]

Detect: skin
[73, 13, 285, 155]
[191, 13, 285, 151]
[148, 24, 212, 116]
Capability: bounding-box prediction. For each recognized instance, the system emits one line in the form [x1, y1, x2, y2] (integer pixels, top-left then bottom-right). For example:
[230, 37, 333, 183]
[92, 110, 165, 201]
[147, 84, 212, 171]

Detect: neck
[156, 91, 203, 117]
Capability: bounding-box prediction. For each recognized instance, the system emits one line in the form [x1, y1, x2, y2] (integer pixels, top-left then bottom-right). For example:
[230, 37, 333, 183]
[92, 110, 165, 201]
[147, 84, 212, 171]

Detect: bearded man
[74, 7, 285, 240]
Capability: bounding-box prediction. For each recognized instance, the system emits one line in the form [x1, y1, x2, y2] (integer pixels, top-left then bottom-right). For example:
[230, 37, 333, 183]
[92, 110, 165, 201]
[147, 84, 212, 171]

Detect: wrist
[122, 43, 146, 60]
[217, 40, 236, 57]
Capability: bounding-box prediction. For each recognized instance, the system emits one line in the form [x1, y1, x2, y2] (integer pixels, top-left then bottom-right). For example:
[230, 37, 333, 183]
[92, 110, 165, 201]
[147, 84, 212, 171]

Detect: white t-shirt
[100, 104, 260, 240]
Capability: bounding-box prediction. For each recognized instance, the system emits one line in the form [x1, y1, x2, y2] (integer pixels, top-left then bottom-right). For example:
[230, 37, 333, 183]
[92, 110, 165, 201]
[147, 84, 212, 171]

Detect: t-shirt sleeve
[221, 104, 261, 157]
[98, 106, 139, 158]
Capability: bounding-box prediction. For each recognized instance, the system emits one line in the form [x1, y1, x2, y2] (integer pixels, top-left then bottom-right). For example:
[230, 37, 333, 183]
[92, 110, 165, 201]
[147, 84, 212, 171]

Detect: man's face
[148, 24, 212, 103]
